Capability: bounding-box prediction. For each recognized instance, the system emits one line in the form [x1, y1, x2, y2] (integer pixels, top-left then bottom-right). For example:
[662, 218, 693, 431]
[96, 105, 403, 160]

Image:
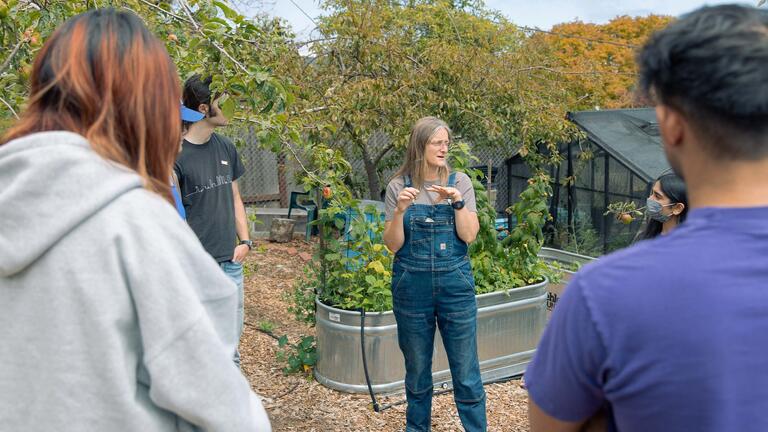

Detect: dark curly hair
[637, 5, 768, 160]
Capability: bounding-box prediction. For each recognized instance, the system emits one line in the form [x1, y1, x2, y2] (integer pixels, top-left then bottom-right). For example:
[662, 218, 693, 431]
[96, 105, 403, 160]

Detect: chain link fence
[226, 127, 296, 207]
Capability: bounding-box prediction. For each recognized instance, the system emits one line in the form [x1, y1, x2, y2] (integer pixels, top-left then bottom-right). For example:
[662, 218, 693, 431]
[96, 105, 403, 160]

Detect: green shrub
[288, 141, 559, 319]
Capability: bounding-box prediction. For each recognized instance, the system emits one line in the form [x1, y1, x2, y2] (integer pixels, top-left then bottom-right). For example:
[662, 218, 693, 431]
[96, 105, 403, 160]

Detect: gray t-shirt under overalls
[384, 171, 477, 221]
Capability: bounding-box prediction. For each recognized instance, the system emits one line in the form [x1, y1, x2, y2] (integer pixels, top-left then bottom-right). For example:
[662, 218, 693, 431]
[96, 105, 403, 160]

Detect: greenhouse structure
[505, 108, 672, 256]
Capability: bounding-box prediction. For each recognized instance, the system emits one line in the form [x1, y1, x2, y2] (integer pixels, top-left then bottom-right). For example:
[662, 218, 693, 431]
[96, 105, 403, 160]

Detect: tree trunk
[364, 157, 380, 200]
[370, 140, 396, 201]
[277, 150, 288, 207]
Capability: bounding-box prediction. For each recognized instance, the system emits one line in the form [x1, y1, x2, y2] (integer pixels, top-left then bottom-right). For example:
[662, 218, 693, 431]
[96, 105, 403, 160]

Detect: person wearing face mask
[635, 172, 688, 241]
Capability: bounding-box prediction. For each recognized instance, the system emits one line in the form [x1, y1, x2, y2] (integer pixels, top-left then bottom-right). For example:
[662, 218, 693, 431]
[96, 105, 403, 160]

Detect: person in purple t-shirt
[526, 5, 768, 432]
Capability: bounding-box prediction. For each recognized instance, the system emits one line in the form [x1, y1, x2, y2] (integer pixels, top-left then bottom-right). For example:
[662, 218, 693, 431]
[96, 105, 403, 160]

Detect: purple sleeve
[525, 274, 607, 422]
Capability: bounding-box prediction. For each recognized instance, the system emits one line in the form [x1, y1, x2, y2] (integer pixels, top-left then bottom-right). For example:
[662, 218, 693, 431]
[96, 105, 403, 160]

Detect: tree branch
[283, 139, 324, 184]
[0, 96, 19, 119]
[20, 0, 42, 10]
[446, 9, 463, 46]
[295, 36, 338, 48]
[517, 25, 639, 49]
[302, 106, 328, 114]
[179, 0, 251, 75]
[0, 39, 25, 79]
[136, 0, 192, 24]
[233, 113, 323, 184]
[513, 66, 636, 76]
[342, 119, 359, 143]
[373, 141, 395, 167]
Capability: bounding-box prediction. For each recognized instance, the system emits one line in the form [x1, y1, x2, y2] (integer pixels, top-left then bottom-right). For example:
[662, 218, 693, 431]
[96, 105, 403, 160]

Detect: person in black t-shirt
[175, 75, 252, 367]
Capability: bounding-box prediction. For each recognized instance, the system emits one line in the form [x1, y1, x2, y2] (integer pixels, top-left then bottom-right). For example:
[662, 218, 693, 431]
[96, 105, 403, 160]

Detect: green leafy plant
[242, 260, 258, 279]
[548, 220, 603, 258]
[276, 335, 317, 376]
[282, 143, 393, 371]
[293, 198, 394, 313]
[286, 262, 321, 325]
[500, 171, 559, 284]
[257, 320, 275, 333]
[288, 139, 563, 322]
[248, 212, 264, 227]
[450, 142, 561, 294]
[286, 139, 394, 316]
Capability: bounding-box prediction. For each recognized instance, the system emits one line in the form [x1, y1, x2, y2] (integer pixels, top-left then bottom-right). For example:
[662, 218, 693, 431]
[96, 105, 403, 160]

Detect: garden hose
[360, 306, 403, 412]
[359, 308, 382, 412]
[360, 306, 522, 413]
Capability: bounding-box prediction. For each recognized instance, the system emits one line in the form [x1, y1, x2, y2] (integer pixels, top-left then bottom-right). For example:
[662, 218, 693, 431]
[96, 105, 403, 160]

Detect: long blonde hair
[393, 116, 452, 189]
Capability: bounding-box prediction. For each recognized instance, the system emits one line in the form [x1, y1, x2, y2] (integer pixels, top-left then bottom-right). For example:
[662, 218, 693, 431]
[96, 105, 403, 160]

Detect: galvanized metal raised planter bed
[538, 247, 596, 316]
[314, 279, 547, 395]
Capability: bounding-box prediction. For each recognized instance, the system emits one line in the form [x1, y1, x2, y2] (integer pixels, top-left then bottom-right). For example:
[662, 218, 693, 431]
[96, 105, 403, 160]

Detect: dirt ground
[240, 239, 531, 431]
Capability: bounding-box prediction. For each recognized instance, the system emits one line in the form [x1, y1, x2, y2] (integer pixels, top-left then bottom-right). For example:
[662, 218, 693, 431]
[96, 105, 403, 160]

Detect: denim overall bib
[392, 173, 487, 432]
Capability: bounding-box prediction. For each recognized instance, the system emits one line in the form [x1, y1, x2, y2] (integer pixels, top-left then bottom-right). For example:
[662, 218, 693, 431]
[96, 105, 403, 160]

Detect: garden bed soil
[240, 239, 531, 431]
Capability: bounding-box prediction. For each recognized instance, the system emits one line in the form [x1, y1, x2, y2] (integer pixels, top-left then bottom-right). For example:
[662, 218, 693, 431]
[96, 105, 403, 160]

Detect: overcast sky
[245, 0, 748, 41]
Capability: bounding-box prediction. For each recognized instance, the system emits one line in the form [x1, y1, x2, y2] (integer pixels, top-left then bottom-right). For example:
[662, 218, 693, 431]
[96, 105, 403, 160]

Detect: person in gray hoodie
[0, 9, 271, 432]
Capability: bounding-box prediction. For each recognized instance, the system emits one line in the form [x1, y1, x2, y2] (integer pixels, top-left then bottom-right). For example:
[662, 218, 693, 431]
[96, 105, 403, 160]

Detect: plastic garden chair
[495, 217, 510, 240]
[287, 191, 318, 241]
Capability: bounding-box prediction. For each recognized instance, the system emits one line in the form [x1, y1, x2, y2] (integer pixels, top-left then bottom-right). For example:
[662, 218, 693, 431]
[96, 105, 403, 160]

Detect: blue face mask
[646, 198, 675, 222]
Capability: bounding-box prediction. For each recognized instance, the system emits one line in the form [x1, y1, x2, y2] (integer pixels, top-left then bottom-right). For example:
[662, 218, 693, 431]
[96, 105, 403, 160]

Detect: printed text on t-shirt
[185, 174, 233, 198]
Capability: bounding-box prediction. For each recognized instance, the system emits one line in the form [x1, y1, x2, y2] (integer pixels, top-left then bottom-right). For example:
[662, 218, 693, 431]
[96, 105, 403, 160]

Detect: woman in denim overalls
[383, 117, 486, 431]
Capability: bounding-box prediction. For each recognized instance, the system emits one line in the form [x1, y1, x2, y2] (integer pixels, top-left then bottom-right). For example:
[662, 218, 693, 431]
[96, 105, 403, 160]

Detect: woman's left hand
[426, 185, 462, 203]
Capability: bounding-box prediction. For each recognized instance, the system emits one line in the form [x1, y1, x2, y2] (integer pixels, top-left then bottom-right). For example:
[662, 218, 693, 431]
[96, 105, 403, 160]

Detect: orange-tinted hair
[2, 8, 181, 202]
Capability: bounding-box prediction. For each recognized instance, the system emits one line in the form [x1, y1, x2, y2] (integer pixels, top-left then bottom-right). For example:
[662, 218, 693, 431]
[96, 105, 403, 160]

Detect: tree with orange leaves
[530, 15, 673, 109]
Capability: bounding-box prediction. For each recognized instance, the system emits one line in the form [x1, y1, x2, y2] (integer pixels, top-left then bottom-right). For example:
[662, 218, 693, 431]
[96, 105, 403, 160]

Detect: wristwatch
[451, 200, 465, 210]
[239, 239, 253, 250]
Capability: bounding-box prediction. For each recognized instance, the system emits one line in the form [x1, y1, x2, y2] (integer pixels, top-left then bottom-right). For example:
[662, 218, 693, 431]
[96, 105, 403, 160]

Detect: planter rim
[539, 247, 596, 265]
